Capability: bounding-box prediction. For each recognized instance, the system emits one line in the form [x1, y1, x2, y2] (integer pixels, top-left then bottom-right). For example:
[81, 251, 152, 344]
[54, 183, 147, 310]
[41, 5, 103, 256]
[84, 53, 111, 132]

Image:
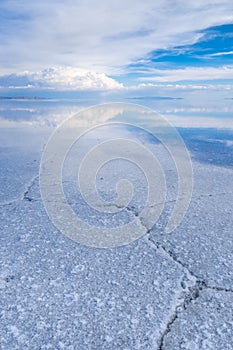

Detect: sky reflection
[0, 98, 232, 171]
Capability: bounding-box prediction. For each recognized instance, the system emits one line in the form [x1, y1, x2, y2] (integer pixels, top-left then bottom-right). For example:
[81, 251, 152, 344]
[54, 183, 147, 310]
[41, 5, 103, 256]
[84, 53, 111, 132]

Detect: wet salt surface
[0, 100, 233, 349]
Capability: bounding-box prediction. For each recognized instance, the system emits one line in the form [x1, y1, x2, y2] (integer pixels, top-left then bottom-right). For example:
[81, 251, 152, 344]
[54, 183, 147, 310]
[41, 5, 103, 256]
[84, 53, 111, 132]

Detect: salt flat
[0, 107, 233, 349]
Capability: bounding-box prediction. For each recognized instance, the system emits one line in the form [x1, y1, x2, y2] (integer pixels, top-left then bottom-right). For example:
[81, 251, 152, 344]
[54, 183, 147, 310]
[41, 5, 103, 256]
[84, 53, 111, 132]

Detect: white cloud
[166, 114, 233, 130]
[1, 66, 233, 92]
[0, 67, 124, 90]
[130, 83, 233, 90]
[139, 66, 233, 82]
[0, 0, 233, 75]
[208, 51, 233, 57]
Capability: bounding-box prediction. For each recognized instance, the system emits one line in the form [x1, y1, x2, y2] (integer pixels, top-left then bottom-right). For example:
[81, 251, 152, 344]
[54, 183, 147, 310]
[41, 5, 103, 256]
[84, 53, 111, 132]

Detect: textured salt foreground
[1, 121, 233, 349]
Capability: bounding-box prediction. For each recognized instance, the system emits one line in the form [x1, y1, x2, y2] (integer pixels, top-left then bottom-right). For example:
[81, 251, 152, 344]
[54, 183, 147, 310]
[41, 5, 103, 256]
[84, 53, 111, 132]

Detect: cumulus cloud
[0, 0, 233, 75]
[0, 67, 123, 90]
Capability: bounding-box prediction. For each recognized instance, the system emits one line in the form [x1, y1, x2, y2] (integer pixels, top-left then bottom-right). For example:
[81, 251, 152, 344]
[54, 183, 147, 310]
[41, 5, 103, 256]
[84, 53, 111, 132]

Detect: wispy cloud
[126, 23, 233, 83]
[0, 0, 233, 76]
[139, 66, 233, 82]
[207, 51, 233, 56]
[133, 83, 233, 90]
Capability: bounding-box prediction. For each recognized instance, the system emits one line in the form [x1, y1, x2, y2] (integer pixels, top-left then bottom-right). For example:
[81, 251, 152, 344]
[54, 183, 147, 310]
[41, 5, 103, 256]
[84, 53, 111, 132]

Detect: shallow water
[0, 96, 232, 166]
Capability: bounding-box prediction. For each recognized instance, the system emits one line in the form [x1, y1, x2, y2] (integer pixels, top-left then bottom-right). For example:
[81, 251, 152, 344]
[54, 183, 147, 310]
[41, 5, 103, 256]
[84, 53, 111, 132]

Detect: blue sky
[0, 0, 233, 91]
[126, 24, 233, 79]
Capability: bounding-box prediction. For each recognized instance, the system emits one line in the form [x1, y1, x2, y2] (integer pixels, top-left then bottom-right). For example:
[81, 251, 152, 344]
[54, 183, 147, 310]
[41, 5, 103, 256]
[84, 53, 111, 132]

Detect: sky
[0, 0, 233, 92]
